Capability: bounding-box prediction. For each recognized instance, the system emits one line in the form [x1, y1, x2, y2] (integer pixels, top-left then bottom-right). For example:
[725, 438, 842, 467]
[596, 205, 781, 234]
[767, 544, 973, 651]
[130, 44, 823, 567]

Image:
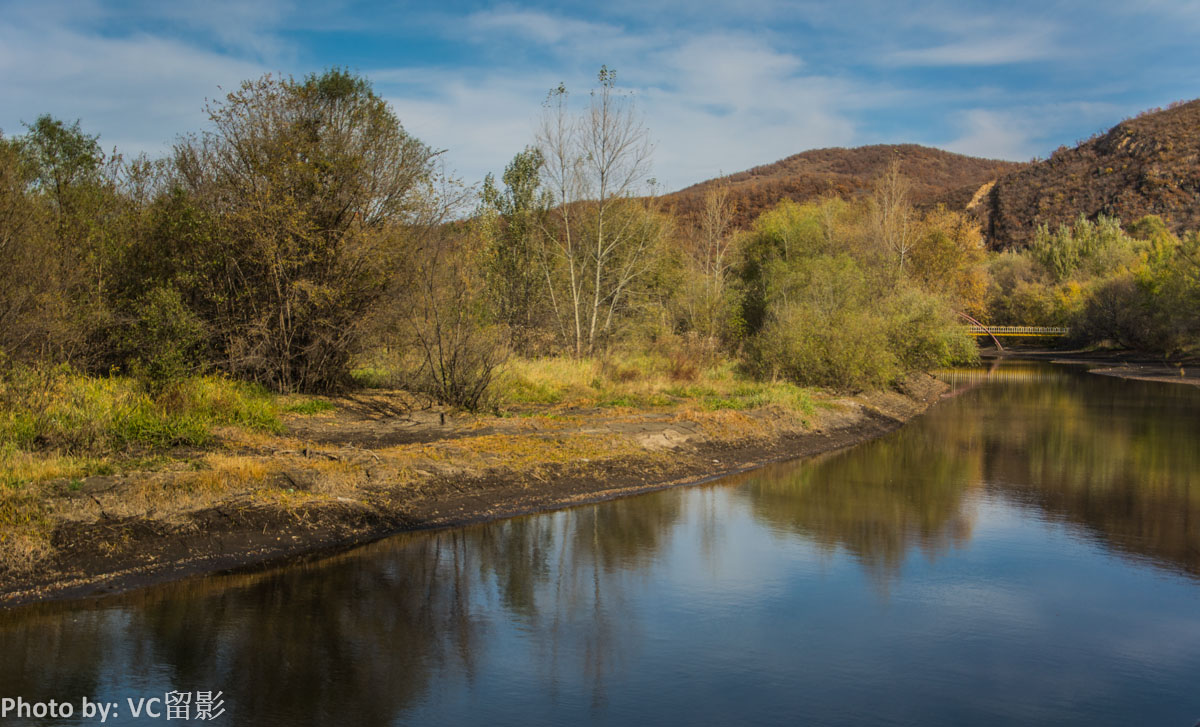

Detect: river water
[2, 361, 1199, 726]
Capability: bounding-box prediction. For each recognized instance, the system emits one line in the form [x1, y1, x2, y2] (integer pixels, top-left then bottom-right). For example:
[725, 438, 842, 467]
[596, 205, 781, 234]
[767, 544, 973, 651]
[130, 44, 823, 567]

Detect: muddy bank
[983, 348, 1200, 387]
[0, 375, 948, 610]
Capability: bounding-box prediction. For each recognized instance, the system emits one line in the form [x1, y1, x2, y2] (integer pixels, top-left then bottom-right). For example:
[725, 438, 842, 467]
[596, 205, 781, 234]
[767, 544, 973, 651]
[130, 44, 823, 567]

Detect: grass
[0, 353, 825, 578]
[350, 366, 395, 389]
[494, 354, 818, 415]
[0, 366, 287, 457]
[0, 366, 340, 496]
[0, 367, 302, 573]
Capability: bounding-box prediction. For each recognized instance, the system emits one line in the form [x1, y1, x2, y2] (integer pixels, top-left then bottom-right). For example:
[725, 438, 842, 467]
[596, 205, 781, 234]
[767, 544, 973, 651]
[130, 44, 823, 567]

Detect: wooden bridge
[962, 325, 1069, 337]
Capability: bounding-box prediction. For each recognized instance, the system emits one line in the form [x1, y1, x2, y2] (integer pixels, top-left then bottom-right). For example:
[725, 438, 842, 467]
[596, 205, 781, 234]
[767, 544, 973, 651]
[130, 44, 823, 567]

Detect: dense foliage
[986, 214, 1200, 354]
[730, 194, 980, 390]
[1, 71, 450, 395]
[0, 65, 991, 438]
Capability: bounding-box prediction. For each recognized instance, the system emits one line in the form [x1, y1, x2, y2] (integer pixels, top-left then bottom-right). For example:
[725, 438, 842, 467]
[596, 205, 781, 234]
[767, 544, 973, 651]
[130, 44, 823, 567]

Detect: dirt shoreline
[0, 375, 949, 611]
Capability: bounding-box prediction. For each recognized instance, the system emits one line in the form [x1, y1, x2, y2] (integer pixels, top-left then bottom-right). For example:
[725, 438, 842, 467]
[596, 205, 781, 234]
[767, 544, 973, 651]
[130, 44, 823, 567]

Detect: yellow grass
[495, 354, 819, 416]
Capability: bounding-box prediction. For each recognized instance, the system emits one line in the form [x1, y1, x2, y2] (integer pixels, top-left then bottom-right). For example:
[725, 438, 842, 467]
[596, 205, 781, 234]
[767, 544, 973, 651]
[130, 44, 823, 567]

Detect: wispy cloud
[368, 26, 870, 189]
[0, 5, 265, 153]
[1, 0, 1196, 189]
[942, 110, 1037, 160]
[888, 34, 1060, 66]
[463, 7, 623, 46]
[941, 101, 1125, 161]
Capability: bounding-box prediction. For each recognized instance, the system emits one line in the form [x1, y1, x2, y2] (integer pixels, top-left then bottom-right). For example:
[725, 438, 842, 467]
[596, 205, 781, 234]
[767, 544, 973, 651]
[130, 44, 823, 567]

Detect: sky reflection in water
[2, 362, 1199, 726]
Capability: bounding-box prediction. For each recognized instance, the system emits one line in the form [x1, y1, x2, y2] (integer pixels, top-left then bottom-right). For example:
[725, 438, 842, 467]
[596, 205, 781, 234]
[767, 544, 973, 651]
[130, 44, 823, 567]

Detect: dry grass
[0, 355, 836, 578]
[495, 354, 819, 416]
[0, 369, 338, 575]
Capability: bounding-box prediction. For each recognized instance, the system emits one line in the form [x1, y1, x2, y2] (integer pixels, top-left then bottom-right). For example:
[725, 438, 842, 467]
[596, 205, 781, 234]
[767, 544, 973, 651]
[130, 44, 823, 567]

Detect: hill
[665, 144, 1025, 228]
[978, 99, 1200, 249]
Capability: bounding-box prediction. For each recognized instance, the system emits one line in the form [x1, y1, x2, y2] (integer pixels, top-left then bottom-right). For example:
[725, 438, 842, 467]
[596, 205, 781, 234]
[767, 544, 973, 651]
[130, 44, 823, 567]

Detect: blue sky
[1, 0, 1198, 190]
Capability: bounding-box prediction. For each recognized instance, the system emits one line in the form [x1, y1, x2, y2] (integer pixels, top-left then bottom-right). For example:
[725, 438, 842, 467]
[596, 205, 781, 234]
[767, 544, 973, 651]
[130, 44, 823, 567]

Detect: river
[2, 361, 1199, 726]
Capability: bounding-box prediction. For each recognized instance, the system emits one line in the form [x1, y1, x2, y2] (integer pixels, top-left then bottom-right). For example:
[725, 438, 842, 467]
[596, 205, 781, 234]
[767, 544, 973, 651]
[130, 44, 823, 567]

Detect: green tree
[480, 147, 550, 353]
[162, 69, 437, 392]
[4, 117, 120, 363]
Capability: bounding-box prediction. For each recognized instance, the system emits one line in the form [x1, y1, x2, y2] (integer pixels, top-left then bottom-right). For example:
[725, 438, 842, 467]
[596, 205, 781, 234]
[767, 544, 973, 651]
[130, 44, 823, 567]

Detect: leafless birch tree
[536, 67, 658, 355]
[871, 160, 917, 274]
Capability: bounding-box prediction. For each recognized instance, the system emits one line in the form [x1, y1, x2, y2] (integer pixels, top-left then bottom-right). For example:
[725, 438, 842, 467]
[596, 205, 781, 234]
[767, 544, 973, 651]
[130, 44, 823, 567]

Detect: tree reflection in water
[740, 416, 982, 586]
[0, 489, 684, 723]
[2, 362, 1199, 725]
[740, 363, 1200, 585]
[972, 368, 1200, 579]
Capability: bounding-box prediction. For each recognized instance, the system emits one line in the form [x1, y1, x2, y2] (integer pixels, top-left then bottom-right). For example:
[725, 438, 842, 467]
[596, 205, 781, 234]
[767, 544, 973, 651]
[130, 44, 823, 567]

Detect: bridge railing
[962, 325, 1069, 337]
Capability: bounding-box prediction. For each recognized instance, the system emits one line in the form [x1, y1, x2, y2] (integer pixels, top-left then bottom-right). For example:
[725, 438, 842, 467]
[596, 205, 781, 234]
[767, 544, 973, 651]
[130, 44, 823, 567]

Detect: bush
[752, 302, 899, 391]
[886, 290, 978, 372]
[1071, 274, 1154, 349]
[120, 286, 207, 388]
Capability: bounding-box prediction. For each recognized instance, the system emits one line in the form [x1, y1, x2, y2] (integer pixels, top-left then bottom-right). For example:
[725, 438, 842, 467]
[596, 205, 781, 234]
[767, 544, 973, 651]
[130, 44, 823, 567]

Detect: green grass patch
[0, 366, 284, 457]
[350, 366, 393, 389]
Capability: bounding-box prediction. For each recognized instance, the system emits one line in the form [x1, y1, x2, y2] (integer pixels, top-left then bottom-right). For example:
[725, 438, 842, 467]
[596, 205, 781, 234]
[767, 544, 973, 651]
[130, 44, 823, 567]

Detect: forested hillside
[978, 100, 1200, 249]
[666, 144, 1024, 228]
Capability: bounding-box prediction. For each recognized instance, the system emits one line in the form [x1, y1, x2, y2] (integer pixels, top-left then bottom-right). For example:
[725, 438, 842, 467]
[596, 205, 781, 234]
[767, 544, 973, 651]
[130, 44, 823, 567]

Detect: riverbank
[981, 348, 1200, 387]
[0, 374, 948, 609]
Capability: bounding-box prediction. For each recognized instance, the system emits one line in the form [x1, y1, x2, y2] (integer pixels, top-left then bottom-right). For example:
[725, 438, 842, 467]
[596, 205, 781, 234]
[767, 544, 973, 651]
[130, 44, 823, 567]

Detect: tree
[871, 160, 917, 273]
[163, 69, 437, 392]
[536, 67, 659, 355]
[480, 147, 550, 353]
[909, 205, 988, 316]
[3, 117, 120, 364]
[680, 183, 738, 342]
[402, 218, 506, 411]
[0, 134, 48, 360]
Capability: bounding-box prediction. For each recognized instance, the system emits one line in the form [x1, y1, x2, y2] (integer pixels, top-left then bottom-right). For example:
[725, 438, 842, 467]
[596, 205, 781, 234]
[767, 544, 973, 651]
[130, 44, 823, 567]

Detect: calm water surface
[3, 361, 1200, 726]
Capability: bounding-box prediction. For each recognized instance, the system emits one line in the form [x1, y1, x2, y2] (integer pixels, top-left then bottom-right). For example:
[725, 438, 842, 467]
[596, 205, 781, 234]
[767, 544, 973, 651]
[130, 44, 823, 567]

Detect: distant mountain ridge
[664, 144, 1025, 229]
[977, 99, 1200, 248]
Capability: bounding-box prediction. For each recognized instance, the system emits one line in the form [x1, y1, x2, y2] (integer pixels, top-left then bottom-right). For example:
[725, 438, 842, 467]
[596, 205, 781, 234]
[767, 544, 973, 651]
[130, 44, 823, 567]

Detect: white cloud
[463, 7, 623, 46]
[145, 0, 295, 60]
[942, 110, 1036, 160]
[888, 33, 1059, 67]
[379, 72, 556, 187]
[0, 7, 266, 154]
[2, 1, 1183, 193]
[941, 100, 1129, 162]
[368, 30, 868, 190]
[638, 34, 860, 188]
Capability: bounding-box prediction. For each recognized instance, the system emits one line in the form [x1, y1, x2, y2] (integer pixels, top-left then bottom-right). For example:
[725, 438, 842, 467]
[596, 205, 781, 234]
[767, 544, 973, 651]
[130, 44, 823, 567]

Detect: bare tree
[682, 183, 737, 340]
[871, 160, 917, 273]
[395, 171, 506, 411]
[536, 67, 658, 355]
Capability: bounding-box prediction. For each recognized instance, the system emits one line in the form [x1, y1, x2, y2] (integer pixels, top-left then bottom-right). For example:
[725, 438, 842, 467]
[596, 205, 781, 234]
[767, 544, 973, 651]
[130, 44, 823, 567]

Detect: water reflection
[1, 362, 1199, 726]
[0, 493, 686, 724]
[739, 424, 981, 584]
[969, 368, 1200, 578]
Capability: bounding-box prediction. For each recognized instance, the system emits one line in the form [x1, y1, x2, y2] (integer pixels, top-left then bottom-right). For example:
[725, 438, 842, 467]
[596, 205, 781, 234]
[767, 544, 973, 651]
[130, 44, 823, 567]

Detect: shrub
[120, 285, 207, 388]
[885, 290, 978, 372]
[753, 302, 899, 391]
